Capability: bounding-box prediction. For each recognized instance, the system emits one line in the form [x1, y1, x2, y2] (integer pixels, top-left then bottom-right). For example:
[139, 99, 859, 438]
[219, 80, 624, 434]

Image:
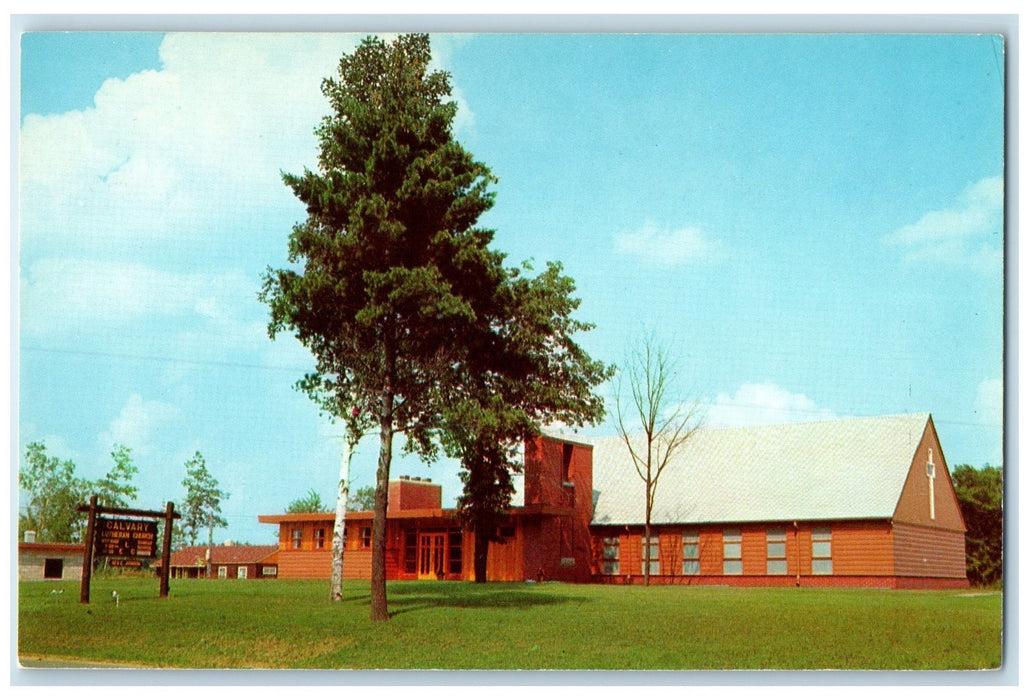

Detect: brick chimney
[388, 476, 442, 511]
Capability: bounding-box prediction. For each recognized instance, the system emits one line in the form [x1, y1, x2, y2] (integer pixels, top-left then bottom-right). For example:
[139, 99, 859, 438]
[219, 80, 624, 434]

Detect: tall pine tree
[262, 34, 507, 620]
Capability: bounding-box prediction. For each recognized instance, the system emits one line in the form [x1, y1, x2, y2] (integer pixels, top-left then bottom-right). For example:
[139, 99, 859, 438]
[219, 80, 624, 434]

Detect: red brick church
[259, 413, 968, 588]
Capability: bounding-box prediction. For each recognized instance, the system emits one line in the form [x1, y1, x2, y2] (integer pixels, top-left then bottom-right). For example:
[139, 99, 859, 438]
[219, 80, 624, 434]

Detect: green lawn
[18, 577, 1002, 670]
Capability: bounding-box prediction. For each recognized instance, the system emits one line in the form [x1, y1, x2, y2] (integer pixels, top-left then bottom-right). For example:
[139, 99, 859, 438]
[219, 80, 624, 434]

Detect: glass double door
[418, 532, 446, 579]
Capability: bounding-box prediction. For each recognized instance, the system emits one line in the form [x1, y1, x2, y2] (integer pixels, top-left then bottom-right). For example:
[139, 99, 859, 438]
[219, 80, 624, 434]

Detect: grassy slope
[17, 578, 1002, 670]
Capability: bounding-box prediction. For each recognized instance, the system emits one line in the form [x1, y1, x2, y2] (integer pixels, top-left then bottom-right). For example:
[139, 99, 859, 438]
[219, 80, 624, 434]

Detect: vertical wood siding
[486, 530, 523, 582]
[892, 418, 966, 531]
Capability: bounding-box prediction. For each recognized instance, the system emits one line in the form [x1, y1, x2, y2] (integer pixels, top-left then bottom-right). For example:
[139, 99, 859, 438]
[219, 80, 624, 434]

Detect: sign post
[79, 495, 98, 605]
[77, 498, 180, 604]
[160, 501, 175, 598]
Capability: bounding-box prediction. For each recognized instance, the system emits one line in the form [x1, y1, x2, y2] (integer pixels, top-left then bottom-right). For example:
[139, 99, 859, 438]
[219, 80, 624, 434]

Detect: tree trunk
[369, 388, 394, 622]
[206, 518, 214, 579]
[473, 521, 489, 583]
[643, 520, 650, 587]
[643, 489, 652, 587]
[330, 437, 356, 602]
[642, 481, 650, 584]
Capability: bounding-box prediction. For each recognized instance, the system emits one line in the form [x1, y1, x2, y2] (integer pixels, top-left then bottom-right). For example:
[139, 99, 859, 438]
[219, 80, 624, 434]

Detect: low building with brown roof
[162, 544, 279, 580]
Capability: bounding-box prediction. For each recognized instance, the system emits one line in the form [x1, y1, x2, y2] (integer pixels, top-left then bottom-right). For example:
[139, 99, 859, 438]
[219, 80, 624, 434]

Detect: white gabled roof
[589, 413, 931, 526]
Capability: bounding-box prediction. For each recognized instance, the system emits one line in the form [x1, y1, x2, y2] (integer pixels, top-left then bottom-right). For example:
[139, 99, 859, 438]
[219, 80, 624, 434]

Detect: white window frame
[767, 527, 788, 575]
[217, 566, 227, 579]
[641, 535, 660, 576]
[812, 526, 833, 575]
[291, 528, 303, 549]
[682, 530, 700, 575]
[723, 529, 742, 575]
[237, 566, 248, 579]
[601, 537, 620, 575]
[261, 566, 277, 577]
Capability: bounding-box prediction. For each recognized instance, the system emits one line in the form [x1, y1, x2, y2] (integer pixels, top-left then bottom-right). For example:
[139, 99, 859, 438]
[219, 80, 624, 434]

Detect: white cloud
[888, 176, 1003, 273]
[18, 425, 82, 465]
[19, 33, 364, 259]
[614, 221, 723, 267]
[20, 257, 261, 340]
[18, 33, 471, 361]
[100, 393, 180, 455]
[704, 383, 838, 429]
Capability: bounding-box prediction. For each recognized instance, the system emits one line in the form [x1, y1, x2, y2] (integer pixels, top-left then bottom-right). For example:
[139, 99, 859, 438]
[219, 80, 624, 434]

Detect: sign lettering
[108, 559, 144, 568]
[95, 517, 158, 558]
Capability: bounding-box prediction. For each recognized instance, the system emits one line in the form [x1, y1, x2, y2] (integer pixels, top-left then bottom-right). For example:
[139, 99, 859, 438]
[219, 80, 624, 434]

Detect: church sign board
[96, 517, 158, 558]
[77, 496, 180, 604]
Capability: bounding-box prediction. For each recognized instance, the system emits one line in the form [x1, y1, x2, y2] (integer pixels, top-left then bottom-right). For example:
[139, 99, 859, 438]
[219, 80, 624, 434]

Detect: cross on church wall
[926, 448, 936, 520]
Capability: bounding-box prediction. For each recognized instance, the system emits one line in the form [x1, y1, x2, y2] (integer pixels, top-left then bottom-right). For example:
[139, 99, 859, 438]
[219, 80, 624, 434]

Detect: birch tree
[329, 401, 373, 601]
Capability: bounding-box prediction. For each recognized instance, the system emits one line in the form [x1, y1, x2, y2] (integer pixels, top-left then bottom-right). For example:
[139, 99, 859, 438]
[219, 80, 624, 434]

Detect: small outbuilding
[18, 541, 86, 582]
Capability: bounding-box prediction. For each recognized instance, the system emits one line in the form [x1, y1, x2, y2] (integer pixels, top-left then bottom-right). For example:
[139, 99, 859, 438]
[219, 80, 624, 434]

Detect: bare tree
[615, 336, 703, 586]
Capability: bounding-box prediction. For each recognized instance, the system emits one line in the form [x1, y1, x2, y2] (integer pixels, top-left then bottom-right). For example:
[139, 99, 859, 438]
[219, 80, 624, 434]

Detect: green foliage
[155, 520, 188, 552]
[287, 489, 327, 513]
[180, 452, 228, 548]
[445, 263, 615, 575]
[18, 579, 1002, 670]
[19, 442, 146, 542]
[260, 33, 503, 459]
[346, 486, 376, 511]
[952, 464, 1003, 586]
[94, 444, 139, 509]
[261, 33, 518, 618]
[19, 442, 90, 543]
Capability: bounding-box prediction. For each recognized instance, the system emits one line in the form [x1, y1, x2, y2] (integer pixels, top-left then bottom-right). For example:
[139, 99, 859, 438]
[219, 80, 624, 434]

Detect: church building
[259, 413, 968, 589]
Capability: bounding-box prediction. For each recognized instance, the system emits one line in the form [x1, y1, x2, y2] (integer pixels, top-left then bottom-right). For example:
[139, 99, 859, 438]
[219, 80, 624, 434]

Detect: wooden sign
[108, 558, 144, 568]
[78, 498, 179, 604]
[96, 517, 158, 558]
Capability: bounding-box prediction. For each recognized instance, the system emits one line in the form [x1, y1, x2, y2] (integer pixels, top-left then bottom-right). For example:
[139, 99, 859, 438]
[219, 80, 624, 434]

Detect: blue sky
[16, 32, 1005, 545]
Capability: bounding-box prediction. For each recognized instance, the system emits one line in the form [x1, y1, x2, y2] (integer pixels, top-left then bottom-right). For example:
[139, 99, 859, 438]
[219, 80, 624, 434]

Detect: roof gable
[590, 413, 931, 525]
[892, 416, 966, 531]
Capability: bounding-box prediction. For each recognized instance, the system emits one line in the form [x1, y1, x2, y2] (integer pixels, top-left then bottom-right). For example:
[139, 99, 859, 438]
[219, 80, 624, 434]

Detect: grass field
[18, 577, 1002, 670]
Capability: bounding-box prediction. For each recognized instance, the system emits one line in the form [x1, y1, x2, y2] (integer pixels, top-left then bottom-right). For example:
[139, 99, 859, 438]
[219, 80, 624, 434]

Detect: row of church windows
[601, 527, 834, 576]
[291, 526, 372, 550]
